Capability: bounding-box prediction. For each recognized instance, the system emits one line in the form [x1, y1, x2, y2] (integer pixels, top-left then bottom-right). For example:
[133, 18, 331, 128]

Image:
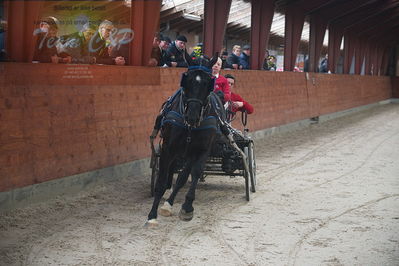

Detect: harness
[158, 67, 231, 156]
[161, 94, 218, 131]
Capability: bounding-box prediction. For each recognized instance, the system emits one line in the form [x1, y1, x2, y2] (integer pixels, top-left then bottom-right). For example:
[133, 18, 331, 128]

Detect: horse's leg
[162, 160, 176, 200]
[179, 154, 207, 221]
[147, 151, 175, 224]
[166, 160, 177, 190]
[167, 159, 194, 205]
[160, 159, 193, 217]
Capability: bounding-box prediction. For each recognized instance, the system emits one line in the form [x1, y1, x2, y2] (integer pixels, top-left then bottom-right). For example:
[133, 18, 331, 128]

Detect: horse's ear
[184, 50, 196, 67]
[180, 72, 188, 88]
[208, 52, 219, 68]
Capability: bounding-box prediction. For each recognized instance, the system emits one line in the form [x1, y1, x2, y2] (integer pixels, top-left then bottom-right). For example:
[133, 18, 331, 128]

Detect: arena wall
[0, 63, 393, 193]
[392, 77, 399, 98]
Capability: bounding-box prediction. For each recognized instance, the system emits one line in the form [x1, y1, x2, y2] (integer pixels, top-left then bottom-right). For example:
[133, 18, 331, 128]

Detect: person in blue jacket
[239, 45, 251, 70]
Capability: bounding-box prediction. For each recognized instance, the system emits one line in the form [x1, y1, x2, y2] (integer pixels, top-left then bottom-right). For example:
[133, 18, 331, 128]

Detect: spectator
[319, 54, 328, 73]
[160, 35, 171, 51]
[190, 42, 203, 60]
[212, 57, 231, 102]
[293, 66, 302, 72]
[239, 45, 250, 69]
[33, 16, 70, 63]
[264, 49, 270, 59]
[263, 55, 276, 71]
[304, 55, 309, 72]
[158, 35, 171, 66]
[262, 50, 270, 70]
[0, 19, 6, 61]
[221, 51, 229, 69]
[226, 45, 242, 70]
[149, 32, 161, 66]
[166, 35, 190, 67]
[224, 74, 253, 115]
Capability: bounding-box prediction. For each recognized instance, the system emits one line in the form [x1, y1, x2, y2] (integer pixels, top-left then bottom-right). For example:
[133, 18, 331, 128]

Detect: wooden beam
[160, 10, 184, 24]
[308, 14, 327, 72]
[284, 4, 305, 71]
[203, 0, 232, 56]
[250, 0, 275, 70]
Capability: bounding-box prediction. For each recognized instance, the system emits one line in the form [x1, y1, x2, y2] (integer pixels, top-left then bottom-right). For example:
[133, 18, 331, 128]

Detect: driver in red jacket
[224, 74, 254, 114]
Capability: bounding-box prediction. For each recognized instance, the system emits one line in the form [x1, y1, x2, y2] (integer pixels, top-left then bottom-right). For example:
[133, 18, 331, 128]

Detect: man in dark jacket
[226, 45, 242, 70]
[166, 35, 189, 67]
[158, 35, 171, 66]
[319, 54, 328, 73]
[239, 45, 250, 70]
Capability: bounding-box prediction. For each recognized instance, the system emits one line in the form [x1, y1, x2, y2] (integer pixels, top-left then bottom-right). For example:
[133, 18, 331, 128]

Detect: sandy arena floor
[1, 103, 399, 266]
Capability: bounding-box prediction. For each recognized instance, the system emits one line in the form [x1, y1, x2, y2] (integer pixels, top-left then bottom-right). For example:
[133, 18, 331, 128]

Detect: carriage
[150, 110, 257, 201]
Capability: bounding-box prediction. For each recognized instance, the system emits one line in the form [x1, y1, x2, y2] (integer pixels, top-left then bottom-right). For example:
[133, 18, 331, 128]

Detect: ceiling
[160, 0, 399, 50]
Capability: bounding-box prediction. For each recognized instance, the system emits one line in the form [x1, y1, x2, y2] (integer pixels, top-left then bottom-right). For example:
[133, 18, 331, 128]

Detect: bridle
[180, 69, 213, 128]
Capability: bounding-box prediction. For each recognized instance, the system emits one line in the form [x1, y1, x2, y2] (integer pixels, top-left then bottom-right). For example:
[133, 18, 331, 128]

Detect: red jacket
[213, 75, 231, 102]
[231, 92, 254, 114]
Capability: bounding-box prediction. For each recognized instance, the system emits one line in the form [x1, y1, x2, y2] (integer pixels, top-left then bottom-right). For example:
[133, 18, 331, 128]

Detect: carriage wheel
[243, 147, 250, 201]
[150, 144, 160, 197]
[248, 142, 256, 192]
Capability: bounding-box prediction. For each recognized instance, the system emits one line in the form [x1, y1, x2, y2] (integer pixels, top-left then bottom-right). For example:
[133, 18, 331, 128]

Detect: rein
[182, 95, 210, 128]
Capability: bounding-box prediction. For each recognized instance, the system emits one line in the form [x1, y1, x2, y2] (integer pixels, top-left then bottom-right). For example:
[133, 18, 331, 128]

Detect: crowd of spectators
[29, 17, 279, 72]
[1, 15, 316, 73]
[148, 34, 280, 72]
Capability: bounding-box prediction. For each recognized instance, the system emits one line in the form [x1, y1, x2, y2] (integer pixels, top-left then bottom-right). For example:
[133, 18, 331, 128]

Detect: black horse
[146, 56, 229, 225]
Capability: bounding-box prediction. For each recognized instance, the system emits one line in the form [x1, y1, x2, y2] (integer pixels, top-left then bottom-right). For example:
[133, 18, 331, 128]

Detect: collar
[188, 65, 212, 73]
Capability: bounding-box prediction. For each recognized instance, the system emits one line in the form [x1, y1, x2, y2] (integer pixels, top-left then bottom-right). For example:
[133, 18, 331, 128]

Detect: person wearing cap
[160, 35, 171, 51]
[222, 51, 230, 69]
[263, 53, 276, 71]
[226, 45, 242, 70]
[165, 35, 190, 67]
[224, 74, 253, 116]
[239, 44, 251, 70]
[158, 35, 171, 66]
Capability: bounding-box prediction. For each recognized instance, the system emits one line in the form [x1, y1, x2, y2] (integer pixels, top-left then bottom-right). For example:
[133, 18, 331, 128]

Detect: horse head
[181, 53, 218, 128]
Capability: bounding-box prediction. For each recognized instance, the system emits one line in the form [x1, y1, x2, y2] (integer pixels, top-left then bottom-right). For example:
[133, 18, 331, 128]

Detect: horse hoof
[179, 209, 193, 221]
[160, 201, 172, 217]
[144, 219, 158, 228]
